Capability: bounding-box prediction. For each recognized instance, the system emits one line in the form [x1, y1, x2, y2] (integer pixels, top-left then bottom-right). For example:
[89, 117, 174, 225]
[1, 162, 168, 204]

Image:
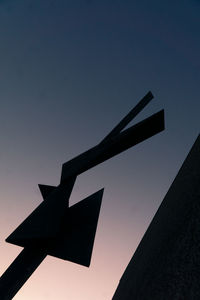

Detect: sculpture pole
[0, 248, 47, 300]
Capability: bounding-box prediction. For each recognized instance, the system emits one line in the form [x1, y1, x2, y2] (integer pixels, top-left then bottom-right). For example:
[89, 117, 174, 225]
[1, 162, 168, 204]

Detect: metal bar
[0, 247, 47, 300]
[100, 91, 154, 144]
[61, 109, 164, 183]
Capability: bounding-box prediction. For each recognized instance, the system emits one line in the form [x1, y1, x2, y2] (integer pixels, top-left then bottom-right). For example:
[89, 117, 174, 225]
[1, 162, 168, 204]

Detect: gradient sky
[0, 1, 199, 299]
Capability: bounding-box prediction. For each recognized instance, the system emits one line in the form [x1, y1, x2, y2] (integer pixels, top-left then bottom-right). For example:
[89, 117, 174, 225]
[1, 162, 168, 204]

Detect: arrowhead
[6, 177, 76, 246]
[38, 184, 56, 200]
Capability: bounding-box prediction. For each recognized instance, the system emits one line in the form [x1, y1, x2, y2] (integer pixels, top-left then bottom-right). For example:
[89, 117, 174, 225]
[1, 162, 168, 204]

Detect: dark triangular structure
[38, 184, 56, 199]
[47, 189, 103, 267]
[6, 177, 76, 245]
[113, 134, 200, 300]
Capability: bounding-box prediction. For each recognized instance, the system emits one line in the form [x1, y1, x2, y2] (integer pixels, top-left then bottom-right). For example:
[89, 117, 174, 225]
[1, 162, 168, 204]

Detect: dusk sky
[0, 1, 199, 299]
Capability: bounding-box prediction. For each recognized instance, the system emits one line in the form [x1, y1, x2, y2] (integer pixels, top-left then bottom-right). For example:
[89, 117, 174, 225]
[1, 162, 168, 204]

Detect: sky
[0, 0, 199, 299]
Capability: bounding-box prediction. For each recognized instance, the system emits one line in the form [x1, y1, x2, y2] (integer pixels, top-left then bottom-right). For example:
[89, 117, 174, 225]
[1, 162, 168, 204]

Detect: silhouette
[0, 91, 164, 300]
[112, 134, 200, 300]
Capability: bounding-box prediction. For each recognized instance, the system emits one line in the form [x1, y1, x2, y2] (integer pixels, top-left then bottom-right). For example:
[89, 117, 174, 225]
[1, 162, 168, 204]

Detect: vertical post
[0, 247, 47, 300]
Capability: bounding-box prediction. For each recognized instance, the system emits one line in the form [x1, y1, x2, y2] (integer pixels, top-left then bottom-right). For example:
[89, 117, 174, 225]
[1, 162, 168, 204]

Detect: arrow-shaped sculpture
[0, 91, 165, 300]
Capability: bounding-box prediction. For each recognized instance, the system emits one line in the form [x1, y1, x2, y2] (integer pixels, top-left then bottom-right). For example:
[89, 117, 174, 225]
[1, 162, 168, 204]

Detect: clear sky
[0, 0, 199, 299]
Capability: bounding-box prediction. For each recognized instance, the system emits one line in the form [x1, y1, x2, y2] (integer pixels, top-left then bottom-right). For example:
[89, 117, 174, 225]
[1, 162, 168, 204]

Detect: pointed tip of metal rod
[99, 91, 155, 144]
[146, 90, 154, 99]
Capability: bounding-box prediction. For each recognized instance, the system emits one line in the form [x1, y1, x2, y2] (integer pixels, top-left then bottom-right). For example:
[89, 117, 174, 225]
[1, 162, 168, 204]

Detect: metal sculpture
[0, 91, 164, 299]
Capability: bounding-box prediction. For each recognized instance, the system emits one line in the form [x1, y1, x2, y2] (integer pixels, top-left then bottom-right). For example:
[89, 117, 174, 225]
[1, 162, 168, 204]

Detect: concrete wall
[113, 135, 200, 300]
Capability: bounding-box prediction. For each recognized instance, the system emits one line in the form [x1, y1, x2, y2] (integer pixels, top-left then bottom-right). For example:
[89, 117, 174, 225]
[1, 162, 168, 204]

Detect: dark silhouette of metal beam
[0, 92, 165, 299]
[100, 91, 154, 144]
[0, 247, 47, 300]
[61, 109, 164, 183]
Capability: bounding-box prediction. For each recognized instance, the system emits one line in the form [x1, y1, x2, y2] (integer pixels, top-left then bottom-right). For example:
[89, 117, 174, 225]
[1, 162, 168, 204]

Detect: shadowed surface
[113, 134, 200, 300]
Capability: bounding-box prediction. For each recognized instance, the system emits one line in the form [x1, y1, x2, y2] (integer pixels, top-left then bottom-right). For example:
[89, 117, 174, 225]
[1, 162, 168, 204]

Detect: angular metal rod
[100, 91, 154, 144]
[0, 247, 47, 300]
[61, 109, 164, 183]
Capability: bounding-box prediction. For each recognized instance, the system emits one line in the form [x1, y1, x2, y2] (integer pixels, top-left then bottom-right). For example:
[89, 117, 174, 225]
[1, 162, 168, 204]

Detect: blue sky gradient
[0, 1, 199, 299]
